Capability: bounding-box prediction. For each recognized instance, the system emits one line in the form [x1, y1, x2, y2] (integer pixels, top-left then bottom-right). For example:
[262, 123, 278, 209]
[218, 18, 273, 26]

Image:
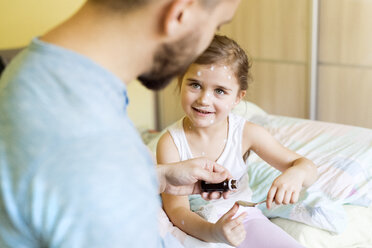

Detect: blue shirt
[0, 38, 162, 248]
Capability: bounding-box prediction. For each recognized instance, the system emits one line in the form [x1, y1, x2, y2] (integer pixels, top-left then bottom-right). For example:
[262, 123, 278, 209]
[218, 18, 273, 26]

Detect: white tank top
[167, 113, 253, 222]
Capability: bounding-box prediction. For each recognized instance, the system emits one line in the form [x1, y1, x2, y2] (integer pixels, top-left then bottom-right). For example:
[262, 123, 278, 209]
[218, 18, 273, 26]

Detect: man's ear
[161, 0, 195, 37]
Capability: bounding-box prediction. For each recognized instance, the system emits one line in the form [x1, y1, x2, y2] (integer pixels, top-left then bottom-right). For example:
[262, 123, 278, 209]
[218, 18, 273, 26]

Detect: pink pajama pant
[237, 208, 304, 248]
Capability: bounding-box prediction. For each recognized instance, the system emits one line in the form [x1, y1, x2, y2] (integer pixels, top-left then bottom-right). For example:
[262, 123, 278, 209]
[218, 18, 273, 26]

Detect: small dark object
[201, 179, 237, 192]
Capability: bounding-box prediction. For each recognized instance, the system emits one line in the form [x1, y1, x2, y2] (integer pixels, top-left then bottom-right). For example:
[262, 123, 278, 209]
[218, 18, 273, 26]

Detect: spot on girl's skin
[223, 66, 228, 70]
[201, 152, 206, 156]
[197, 71, 202, 76]
[181, 220, 185, 225]
[210, 66, 215, 71]
[228, 75, 232, 80]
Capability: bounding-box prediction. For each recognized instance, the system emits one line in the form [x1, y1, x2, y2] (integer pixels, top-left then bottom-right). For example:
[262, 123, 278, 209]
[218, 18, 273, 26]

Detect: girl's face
[180, 63, 246, 128]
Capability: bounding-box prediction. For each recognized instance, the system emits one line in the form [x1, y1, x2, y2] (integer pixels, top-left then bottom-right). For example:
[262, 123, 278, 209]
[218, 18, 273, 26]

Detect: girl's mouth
[192, 107, 214, 115]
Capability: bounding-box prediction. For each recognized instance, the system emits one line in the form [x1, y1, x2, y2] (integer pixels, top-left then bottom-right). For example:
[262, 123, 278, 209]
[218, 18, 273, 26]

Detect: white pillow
[246, 114, 372, 233]
[231, 100, 267, 119]
[271, 205, 372, 247]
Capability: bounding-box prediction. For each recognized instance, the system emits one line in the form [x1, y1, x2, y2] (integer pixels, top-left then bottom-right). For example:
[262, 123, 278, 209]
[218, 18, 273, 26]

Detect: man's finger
[211, 163, 228, 173]
[222, 191, 230, 199]
[194, 167, 229, 184]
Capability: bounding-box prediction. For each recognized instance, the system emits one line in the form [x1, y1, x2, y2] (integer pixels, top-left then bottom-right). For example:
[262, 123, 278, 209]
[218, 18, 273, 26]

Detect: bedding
[246, 113, 372, 234]
[145, 101, 372, 248]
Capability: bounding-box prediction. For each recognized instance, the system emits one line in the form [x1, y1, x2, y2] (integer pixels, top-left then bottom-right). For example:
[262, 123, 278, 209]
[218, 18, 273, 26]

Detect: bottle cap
[228, 179, 238, 190]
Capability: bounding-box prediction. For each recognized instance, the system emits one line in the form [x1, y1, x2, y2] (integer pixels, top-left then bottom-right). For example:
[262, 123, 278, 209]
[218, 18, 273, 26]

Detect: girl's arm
[242, 122, 318, 209]
[157, 132, 216, 242]
[157, 132, 246, 245]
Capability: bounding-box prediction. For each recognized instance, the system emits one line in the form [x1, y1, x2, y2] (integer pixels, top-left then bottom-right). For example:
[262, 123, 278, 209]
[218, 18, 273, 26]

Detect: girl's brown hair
[179, 35, 251, 92]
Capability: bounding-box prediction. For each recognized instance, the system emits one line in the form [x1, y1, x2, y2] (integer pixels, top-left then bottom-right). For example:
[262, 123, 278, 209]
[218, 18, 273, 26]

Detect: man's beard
[138, 31, 201, 91]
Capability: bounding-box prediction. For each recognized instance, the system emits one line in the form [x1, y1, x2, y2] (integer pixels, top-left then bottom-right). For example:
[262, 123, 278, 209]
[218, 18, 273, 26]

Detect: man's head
[140, 0, 241, 90]
[90, 0, 241, 90]
[89, 0, 222, 13]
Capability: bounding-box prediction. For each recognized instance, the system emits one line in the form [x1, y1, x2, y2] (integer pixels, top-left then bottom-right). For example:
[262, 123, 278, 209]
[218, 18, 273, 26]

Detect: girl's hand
[211, 203, 247, 246]
[266, 166, 305, 209]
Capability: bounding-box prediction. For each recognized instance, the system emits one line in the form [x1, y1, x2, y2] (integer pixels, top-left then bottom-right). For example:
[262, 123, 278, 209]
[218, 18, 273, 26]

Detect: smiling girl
[156, 35, 316, 247]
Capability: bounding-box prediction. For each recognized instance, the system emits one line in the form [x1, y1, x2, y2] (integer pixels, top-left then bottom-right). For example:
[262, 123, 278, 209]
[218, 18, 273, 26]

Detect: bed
[144, 100, 372, 248]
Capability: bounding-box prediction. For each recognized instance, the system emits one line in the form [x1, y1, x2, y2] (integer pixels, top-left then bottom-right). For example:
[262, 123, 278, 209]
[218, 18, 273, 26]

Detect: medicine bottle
[200, 179, 237, 192]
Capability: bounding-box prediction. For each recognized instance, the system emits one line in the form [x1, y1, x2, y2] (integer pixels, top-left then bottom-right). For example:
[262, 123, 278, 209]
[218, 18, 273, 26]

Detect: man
[0, 0, 241, 247]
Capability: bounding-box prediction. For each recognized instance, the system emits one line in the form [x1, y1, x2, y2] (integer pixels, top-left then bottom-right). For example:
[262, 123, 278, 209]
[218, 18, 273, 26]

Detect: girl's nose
[198, 91, 212, 105]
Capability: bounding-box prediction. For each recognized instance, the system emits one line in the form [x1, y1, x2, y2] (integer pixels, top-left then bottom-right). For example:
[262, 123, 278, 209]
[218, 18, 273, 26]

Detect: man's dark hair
[89, 0, 219, 12]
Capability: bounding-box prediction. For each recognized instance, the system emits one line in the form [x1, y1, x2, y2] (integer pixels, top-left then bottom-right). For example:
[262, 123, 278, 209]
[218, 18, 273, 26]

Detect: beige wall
[221, 0, 372, 128]
[0, 0, 85, 49]
[219, 0, 311, 119]
[127, 82, 156, 131]
[0, 0, 156, 130]
[317, 0, 372, 128]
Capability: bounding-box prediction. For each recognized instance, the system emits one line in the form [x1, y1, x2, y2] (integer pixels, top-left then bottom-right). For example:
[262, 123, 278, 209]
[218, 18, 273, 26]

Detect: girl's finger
[291, 190, 300, 204]
[226, 212, 247, 229]
[221, 203, 240, 222]
[274, 187, 286, 205]
[266, 186, 277, 209]
[283, 190, 293, 205]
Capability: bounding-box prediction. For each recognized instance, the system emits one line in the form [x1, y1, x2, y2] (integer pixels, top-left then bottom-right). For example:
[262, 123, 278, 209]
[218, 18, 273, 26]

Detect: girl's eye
[215, 89, 226, 95]
[190, 83, 201, 89]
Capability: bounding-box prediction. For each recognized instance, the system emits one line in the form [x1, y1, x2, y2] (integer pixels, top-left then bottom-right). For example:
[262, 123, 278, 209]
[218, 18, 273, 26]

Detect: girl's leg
[237, 209, 304, 248]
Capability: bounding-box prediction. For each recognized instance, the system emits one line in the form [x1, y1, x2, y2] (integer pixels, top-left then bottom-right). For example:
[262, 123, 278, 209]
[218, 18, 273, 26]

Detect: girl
[157, 35, 317, 247]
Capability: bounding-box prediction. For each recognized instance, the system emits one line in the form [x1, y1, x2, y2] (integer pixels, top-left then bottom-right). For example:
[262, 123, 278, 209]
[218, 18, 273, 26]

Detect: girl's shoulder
[158, 117, 184, 147]
[156, 130, 181, 163]
[229, 112, 246, 123]
[166, 117, 185, 134]
[156, 117, 186, 162]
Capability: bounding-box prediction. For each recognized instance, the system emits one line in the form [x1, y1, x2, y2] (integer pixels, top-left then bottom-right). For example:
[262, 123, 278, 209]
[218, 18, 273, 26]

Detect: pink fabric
[238, 208, 304, 248]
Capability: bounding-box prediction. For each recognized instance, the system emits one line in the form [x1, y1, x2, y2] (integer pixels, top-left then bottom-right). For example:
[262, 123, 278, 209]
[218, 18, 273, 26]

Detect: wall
[220, 0, 311, 119]
[317, 0, 372, 128]
[0, 0, 85, 49]
[126, 82, 156, 131]
[0, 0, 155, 130]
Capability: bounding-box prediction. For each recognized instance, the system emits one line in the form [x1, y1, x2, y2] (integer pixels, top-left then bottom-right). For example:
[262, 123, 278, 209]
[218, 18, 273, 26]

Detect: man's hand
[157, 158, 231, 200]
